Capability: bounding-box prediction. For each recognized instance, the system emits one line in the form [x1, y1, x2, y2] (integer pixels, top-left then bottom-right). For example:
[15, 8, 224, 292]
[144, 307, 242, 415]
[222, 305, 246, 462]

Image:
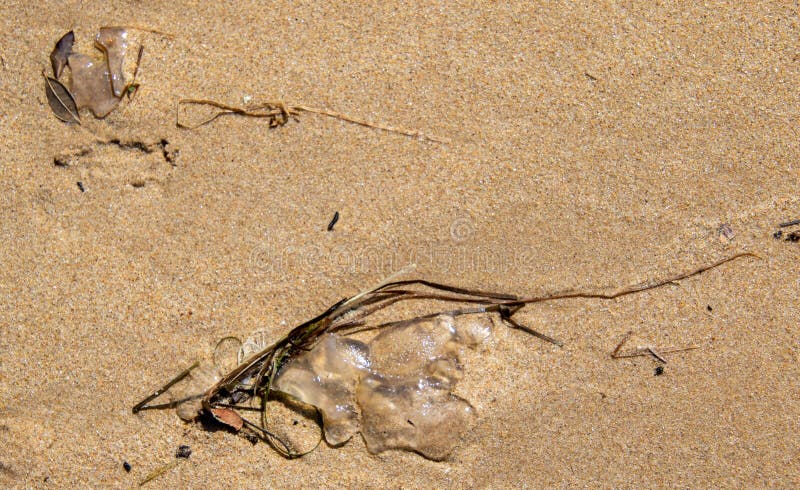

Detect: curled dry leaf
[43, 72, 80, 124]
[50, 31, 74, 78]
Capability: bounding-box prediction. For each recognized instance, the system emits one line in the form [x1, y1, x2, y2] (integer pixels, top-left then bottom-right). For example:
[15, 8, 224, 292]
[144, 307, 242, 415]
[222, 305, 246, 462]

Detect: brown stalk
[175, 98, 450, 143]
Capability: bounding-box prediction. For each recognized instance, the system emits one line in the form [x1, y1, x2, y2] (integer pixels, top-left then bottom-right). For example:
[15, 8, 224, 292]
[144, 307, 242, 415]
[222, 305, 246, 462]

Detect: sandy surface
[1, 1, 799, 488]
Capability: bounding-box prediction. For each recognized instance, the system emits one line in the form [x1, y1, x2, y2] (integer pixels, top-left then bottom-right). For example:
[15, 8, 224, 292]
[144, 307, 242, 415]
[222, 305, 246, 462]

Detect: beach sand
[1, 1, 798, 487]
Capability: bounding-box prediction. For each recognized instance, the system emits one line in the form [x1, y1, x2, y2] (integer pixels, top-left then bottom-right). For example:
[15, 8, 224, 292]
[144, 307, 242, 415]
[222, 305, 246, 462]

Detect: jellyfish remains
[47, 28, 141, 118]
[272, 313, 493, 459]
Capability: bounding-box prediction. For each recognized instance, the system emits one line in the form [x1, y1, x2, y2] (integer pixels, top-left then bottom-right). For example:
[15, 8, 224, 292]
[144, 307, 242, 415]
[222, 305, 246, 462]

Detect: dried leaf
[43, 72, 80, 124]
[209, 407, 244, 431]
[50, 31, 74, 78]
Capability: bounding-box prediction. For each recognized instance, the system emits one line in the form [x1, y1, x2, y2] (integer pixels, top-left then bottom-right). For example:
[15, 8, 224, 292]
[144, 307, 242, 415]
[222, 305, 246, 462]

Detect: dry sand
[1, 1, 799, 488]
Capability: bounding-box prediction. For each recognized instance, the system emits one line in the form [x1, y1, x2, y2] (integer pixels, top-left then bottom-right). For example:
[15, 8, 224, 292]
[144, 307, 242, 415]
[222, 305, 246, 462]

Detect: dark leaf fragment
[43, 72, 80, 124]
[50, 31, 74, 78]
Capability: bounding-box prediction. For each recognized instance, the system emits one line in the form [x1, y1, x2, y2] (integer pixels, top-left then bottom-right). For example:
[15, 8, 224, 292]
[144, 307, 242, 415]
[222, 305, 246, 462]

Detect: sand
[1, 1, 798, 487]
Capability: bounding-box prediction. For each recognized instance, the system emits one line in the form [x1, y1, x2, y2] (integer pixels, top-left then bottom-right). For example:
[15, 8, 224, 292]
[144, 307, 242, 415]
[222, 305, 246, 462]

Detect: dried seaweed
[43, 72, 80, 124]
[176, 99, 450, 143]
[176, 99, 296, 130]
[134, 253, 756, 458]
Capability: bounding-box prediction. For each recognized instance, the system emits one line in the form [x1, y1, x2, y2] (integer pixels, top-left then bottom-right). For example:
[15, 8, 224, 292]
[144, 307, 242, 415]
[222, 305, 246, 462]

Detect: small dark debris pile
[772, 219, 800, 242]
[175, 445, 191, 459]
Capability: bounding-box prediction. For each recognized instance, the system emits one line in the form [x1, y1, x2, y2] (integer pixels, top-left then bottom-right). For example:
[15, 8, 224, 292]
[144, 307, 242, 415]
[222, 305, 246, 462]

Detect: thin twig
[646, 347, 668, 364]
[139, 460, 182, 486]
[514, 253, 759, 304]
[499, 305, 563, 346]
[611, 346, 699, 361]
[133, 361, 200, 413]
[611, 332, 699, 362]
[293, 105, 450, 143]
[611, 330, 633, 358]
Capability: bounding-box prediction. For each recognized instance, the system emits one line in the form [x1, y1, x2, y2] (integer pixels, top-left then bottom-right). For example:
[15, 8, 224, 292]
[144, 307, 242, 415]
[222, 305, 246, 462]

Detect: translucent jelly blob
[67, 53, 120, 118]
[273, 334, 370, 445]
[173, 364, 222, 421]
[357, 374, 476, 460]
[60, 28, 138, 118]
[95, 27, 130, 97]
[272, 313, 494, 459]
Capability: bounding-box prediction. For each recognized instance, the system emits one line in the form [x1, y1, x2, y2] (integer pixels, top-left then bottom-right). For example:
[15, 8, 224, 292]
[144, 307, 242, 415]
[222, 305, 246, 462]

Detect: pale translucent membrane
[357, 375, 476, 460]
[238, 329, 273, 364]
[271, 313, 494, 458]
[368, 315, 461, 380]
[358, 315, 483, 459]
[67, 53, 120, 118]
[95, 28, 129, 97]
[213, 337, 242, 374]
[173, 364, 221, 421]
[452, 314, 493, 347]
[273, 334, 370, 445]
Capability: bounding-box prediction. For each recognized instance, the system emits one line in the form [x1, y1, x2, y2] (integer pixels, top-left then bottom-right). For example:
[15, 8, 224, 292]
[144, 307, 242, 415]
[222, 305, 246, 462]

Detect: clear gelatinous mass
[272, 313, 494, 459]
[173, 364, 222, 421]
[95, 27, 130, 97]
[67, 53, 121, 118]
[48, 28, 138, 120]
[274, 334, 370, 445]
